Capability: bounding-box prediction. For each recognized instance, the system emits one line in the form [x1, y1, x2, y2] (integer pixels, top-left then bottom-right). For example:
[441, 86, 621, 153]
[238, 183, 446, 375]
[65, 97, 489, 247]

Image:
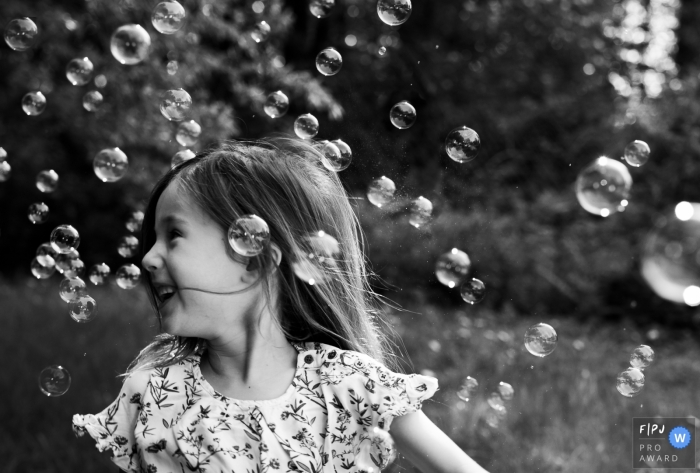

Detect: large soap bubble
[524, 323, 558, 357]
[435, 248, 471, 288]
[409, 196, 433, 228]
[94, 147, 128, 182]
[152, 1, 186, 34]
[291, 231, 341, 285]
[88, 263, 111, 285]
[59, 277, 87, 303]
[377, 0, 412, 26]
[4, 18, 38, 51]
[31, 256, 56, 279]
[445, 126, 480, 163]
[264, 91, 289, 118]
[228, 214, 270, 257]
[456, 376, 478, 401]
[316, 47, 343, 76]
[623, 140, 650, 167]
[118, 235, 139, 258]
[116, 264, 141, 289]
[389, 101, 416, 129]
[70, 295, 98, 323]
[630, 345, 655, 370]
[310, 0, 335, 18]
[28, 202, 49, 224]
[111, 24, 151, 65]
[575, 156, 632, 217]
[22, 91, 46, 116]
[294, 114, 319, 139]
[641, 202, 700, 305]
[616, 367, 644, 397]
[176, 120, 201, 146]
[38, 365, 71, 396]
[50, 225, 80, 254]
[460, 278, 486, 304]
[367, 176, 396, 208]
[160, 88, 192, 121]
[66, 57, 94, 86]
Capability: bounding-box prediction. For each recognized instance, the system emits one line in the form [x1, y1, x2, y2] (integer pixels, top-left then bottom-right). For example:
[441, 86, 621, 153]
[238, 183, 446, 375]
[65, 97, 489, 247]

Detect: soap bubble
[487, 392, 506, 412]
[94, 147, 128, 182]
[228, 214, 270, 257]
[63, 258, 86, 279]
[50, 225, 80, 254]
[31, 255, 56, 279]
[409, 196, 433, 228]
[160, 88, 192, 121]
[176, 120, 201, 146]
[250, 21, 270, 43]
[94, 74, 107, 88]
[319, 139, 351, 172]
[59, 277, 87, 303]
[126, 211, 144, 232]
[65, 57, 94, 86]
[316, 47, 343, 76]
[110, 24, 151, 65]
[118, 235, 139, 258]
[367, 176, 396, 208]
[4, 18, 39, 51]
[460, 278, 486, 304]
[497, 382, 514, 401]
[38, 365, 71, 396]
[310, 0, 335, 18]
[88, 263, 111, 285]
[616, 367, 645, 397]
[116, 264, 141, 289]
[435, 248, 471, 288]
[329, 139, 352, 171]
[69, 295, 98, 323]
[0, 147, 6, 162]
[167, 60, 178, 75]
[389, 101, 416, 129]
[630, 345, 654, 369]
[575, 156, 632, 217]
[82, 90, 103, 112]
[641, 202, 700, 305]
[524, 323, 558, 357]
[445, 126, 480, 163]
[171, 149, 196, 167]
[292, 231, 341, 285]
[55, 250, 80, 274]
[623, 140, 650, 167]
[36, 242, 58, 261]
[456, 376, 478, 401]
[152, 1, 186, 34]
[294, 114, 319, 139]
[36, 169, 59, 193]
[28, 202, 49, 224]
[22, 91, 47, 116]
[0, 162, 10, 181]
[264, 91, 289, 118]
[378, 46, 387, 56]
[367, 426, 397, 470]
[377, 0, 412, 26]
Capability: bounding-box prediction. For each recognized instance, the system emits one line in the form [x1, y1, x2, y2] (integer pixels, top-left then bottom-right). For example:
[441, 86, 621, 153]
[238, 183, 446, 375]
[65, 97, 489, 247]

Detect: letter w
[674, 433, 686, 443]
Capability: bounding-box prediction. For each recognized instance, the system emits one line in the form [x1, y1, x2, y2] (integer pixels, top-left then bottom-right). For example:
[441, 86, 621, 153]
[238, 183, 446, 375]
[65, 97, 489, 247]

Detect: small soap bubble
[460, 278, 486, 304]
[524, 323, 558, 357]
[435, 248, 471, 288]
[94, 74, 107, 88]
[367, 176, 396, 208]
[367, 426, 397, 470]
[31, 255, 56, 279]
[171, 149, 196, 167]
[59, 277, 87, 303]
[176, 120, 201, 147]
[118, 235, 139, 258]
[63, 258, 85, 279]
[167, 60, 178, 75]
[377, 0, 412, 26]
[116, 264, 141, 289]
[445, 126, 480, 163]
[38, 365, 71, 396]
[82, 90, 103, 112]
[250, 21, 271, 43]
[65, 57, 94, 86]
[575, 156, 632, 217]
[22, 91, 47, 116]
[88, 263, 111, 285]
[329, 139, 352, 171]
[497, 382, 514, 401]
[28, 202, 49, 224]
[111, 24, 151, 65]
[50, 225, 80, 254]
[160, 88, 192, 121]
[623, 140, 650, 167]
[310, 0, 335, 18]
[55, 250, 80, 274]
[264, 91, 289, 118]
[389, 101, 416, 129]
[125, 211, 144, 232]
[456, 376, 478, 401]
[36, 169, 59, 193]
[228, 215, 270, 257]
[93, 147, 128, 182]
[69, 295, 98, 323]
[294, 114, 320, 139]
[292, 231, 341, 285]
[616, 367, 645, 397]
[0, 162, 10, 181]
[4, 18, 39, 51]
[36, 242, 58, 260]
[378, 46, 387, 56]
[316, 47, 343, 76]
[409, 196, 433, 228]
[152, 1, 186, 34]
[0, 147, 6, 162]
[487, 392, 506, 412]
[630, 345, 655, 369]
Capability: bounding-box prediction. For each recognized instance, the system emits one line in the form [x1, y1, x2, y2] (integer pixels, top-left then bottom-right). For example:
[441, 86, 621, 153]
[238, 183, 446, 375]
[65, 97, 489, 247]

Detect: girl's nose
[141, 244, 160, 272]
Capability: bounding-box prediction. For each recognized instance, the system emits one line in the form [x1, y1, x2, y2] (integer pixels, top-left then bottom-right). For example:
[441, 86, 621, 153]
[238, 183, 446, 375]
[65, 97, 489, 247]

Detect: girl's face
[141, 181, 264, 339]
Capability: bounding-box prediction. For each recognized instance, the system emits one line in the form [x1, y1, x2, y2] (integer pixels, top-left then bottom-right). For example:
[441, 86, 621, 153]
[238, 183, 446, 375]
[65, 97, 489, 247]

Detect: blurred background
[1, 0, 699, 471]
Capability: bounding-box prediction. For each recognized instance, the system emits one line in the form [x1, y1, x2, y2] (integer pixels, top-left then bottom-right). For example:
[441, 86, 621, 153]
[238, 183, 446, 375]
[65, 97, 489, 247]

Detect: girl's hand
[389, 410, 490, 473]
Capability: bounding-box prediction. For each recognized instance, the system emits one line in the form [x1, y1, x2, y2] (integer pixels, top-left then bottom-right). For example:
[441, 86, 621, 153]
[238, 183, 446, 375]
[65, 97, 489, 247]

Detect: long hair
[119, 137, 399, 378]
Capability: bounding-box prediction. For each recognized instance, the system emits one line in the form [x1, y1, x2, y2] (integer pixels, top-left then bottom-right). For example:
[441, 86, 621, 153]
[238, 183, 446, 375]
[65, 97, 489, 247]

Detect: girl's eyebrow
[156, 214, 189, 228]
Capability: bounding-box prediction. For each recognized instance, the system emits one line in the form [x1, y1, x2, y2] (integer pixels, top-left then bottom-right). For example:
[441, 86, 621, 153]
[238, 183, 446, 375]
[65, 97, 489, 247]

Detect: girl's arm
[389, 410, 490, 473]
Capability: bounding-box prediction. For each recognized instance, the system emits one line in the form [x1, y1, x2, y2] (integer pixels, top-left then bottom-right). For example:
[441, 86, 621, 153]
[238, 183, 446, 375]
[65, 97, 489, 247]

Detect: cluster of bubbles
[434, 248, 486, 304]
[616, 345, 654, 397]
[455, 375, 515, 428]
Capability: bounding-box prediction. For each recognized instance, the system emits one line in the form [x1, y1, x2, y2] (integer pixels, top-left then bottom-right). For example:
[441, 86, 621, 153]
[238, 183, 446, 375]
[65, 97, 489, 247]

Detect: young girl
[72, 138, 489, 473]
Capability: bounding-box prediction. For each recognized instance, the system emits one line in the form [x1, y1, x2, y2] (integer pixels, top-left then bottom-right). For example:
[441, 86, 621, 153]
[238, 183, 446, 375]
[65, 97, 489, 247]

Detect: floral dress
[72, 341, 438, 473]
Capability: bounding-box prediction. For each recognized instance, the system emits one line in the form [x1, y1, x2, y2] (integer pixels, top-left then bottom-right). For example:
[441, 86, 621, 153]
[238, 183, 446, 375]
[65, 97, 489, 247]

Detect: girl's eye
[169, 230, 181, 240]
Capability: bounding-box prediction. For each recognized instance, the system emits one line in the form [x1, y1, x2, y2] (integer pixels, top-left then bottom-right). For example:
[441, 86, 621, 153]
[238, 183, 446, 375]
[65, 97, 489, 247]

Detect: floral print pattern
[72, 342, 438, 473]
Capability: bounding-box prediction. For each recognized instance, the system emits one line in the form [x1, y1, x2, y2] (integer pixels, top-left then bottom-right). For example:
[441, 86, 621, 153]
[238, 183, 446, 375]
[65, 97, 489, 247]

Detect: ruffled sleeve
[72, 369, 152, 472]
